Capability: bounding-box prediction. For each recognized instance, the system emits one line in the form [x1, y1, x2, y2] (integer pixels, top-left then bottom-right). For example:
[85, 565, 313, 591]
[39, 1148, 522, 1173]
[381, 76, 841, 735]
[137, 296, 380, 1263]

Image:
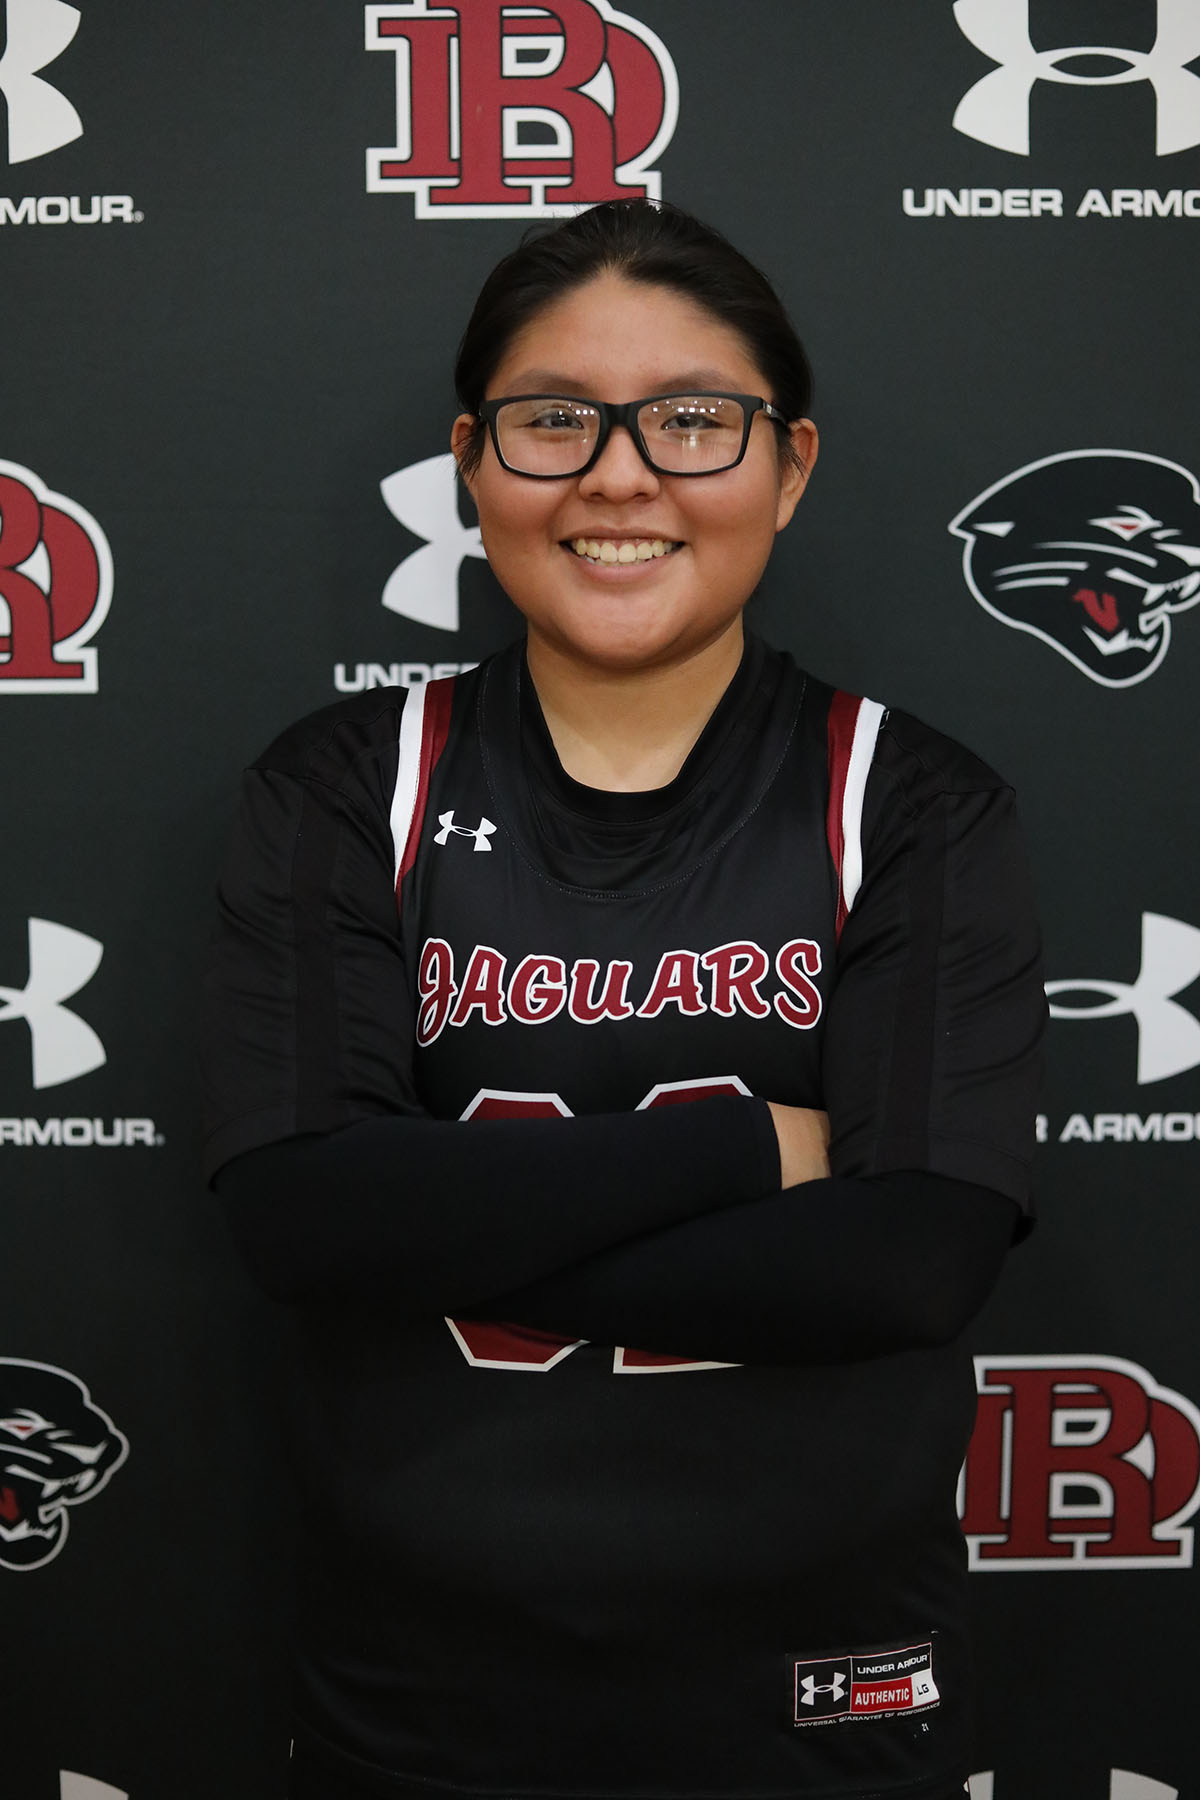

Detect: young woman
[203, 201, 1045, 1800]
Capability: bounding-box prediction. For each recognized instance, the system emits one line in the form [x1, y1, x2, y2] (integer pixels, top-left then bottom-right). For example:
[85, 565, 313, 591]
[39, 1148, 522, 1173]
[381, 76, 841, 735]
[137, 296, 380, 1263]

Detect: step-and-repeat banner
[3, 2, 1197, 1796]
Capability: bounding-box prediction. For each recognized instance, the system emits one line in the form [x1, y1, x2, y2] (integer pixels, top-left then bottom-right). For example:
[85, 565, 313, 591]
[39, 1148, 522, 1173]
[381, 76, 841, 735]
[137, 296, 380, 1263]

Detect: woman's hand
[767, 1103, 831, 1188]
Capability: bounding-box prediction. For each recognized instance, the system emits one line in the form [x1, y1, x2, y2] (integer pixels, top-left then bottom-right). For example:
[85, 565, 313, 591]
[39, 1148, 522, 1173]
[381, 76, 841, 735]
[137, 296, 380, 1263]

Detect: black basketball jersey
[203, 634, 1044, 1800]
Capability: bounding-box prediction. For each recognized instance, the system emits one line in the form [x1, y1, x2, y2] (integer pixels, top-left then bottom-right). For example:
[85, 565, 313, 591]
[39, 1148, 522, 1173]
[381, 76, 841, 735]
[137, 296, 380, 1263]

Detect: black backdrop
[3, 3, 1198, 1797]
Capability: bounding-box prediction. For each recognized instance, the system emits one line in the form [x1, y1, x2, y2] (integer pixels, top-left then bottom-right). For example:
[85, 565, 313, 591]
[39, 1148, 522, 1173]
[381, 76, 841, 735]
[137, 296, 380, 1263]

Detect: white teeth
[570, 538, 678, 564]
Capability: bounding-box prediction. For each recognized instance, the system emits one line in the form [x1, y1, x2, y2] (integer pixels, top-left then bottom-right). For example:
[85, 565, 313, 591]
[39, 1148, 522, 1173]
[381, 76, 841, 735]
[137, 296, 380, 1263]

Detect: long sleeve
[822, 731, 1046, 1205]
[470, 1170, 1018, 1366]
[213, 1102, 779, 1309]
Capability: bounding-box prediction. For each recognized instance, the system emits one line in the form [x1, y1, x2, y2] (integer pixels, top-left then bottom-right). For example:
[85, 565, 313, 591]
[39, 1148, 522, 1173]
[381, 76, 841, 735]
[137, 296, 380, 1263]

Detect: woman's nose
[577, 424, 661, 501]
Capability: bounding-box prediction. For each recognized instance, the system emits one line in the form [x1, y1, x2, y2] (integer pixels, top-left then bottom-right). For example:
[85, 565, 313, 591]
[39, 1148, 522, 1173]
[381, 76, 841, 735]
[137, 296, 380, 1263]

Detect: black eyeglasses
[476, 392, 788, 479]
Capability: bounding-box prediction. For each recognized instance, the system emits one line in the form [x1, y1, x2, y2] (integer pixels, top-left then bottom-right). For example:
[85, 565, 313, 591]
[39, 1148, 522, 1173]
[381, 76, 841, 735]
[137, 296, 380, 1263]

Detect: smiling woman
[452, 274, 811, 751]
[202, 201, 1046, 1800]
[449, 239, 815, 784]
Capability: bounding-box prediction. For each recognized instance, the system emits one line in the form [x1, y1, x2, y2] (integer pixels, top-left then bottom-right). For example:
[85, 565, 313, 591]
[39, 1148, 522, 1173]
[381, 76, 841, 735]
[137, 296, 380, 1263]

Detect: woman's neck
[526, 621, 745, 793]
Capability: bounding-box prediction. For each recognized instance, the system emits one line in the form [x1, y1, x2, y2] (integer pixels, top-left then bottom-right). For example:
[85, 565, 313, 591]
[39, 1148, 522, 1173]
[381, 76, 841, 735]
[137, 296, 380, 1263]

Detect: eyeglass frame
[475, 391, 790, 480]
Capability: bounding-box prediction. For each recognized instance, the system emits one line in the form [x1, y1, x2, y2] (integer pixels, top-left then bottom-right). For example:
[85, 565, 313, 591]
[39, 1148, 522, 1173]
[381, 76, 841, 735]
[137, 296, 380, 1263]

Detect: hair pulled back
[453, 199, 813, 477]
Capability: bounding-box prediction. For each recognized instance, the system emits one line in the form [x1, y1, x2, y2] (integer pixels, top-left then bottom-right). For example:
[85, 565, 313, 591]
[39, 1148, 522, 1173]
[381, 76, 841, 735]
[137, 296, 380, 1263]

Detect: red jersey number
[447, 1078, 749, 1374]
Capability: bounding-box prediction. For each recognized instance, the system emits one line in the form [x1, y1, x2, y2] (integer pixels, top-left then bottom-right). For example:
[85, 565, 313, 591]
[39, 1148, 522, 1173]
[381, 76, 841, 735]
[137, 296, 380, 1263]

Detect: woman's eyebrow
[494, 367, 741, 396]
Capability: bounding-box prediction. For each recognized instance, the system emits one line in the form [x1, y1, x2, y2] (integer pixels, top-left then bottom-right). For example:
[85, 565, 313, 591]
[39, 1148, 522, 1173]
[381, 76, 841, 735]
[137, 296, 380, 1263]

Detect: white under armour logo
[0, 0, 84, 165]
[0, 918, 105, 1089]
[953, 0, 1200, 156]
[433, 812, 496, 853]
[799, 1672, 847, 1707]
[969, 1770, 1177, 1800]
[60, 1774, 129, 1800]
[379, 454, 487, 632]
[1046, 912, 1200, 1084]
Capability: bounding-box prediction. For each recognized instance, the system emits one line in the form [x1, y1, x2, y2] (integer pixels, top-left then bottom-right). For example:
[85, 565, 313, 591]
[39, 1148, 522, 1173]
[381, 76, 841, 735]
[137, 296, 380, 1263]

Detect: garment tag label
[792, 1640, 939, 1727]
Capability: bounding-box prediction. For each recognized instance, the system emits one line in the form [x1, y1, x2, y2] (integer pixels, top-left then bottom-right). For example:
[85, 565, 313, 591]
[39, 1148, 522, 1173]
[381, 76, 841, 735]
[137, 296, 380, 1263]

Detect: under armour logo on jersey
[433, 811, 496, 852]
[379, 453, 487, 632]
[0, 918, 105, 1089]
[0, 0, 84, 165]
[953, 0, 1200, 156]
[1046, 912, 1200, 1084]
[798, 1672, 847, 1707]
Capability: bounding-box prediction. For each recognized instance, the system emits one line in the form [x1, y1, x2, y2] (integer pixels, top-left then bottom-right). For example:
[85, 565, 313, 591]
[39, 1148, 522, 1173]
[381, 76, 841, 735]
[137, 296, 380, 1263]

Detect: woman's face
[453, 273, 816, 676]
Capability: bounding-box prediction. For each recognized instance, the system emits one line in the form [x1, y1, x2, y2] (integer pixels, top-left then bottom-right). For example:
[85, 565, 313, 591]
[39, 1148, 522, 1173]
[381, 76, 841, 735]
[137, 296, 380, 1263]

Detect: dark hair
[453, 199, 813, 478]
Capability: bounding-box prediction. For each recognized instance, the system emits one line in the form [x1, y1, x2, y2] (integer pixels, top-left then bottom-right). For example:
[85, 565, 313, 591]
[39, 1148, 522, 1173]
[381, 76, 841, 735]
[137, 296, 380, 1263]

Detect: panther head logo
[950, 451, 1200, 686]
[0, 1359, 128, 1570]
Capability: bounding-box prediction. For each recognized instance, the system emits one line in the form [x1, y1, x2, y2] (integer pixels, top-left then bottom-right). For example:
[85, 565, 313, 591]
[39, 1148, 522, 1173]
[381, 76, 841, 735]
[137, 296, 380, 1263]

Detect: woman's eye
[530, 408, 585, 431]
[661, 410, 719, 432]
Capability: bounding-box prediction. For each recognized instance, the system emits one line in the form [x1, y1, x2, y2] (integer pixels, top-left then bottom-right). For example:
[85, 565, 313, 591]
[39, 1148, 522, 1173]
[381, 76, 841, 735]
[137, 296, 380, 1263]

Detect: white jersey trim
[389, 682, 429, 885]
[841, 699, 886, 916]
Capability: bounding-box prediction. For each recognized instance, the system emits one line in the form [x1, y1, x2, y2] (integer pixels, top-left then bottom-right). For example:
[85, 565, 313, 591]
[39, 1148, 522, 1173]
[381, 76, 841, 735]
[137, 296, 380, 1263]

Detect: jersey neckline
[474, 632, 804, 897]
[518, 631, 767, 826]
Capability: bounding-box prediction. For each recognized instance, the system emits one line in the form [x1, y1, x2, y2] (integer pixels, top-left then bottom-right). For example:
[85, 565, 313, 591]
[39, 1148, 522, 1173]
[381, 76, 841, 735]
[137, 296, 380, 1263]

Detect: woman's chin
[528, 607, 742, 679]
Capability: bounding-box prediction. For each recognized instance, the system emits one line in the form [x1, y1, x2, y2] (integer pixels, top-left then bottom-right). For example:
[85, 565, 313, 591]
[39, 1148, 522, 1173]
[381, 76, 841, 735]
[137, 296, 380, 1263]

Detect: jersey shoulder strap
[825, 689, 887, 941]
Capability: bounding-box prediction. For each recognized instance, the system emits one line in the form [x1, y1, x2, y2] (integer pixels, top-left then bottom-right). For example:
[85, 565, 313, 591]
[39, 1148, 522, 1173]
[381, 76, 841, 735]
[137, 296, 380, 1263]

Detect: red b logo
[367, 0, 678, 217]
[960, 1354, 1200, 1570]
[0, 462, 112, 694]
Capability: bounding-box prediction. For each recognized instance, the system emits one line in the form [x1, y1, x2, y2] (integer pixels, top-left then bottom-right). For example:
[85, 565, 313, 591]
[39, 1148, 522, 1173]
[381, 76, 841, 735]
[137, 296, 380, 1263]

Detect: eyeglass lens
[494, 395, 749, 476]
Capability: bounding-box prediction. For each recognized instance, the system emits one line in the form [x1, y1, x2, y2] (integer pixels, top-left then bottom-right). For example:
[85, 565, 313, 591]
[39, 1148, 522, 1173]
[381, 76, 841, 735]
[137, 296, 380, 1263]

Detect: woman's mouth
[567, 538, 683, 565]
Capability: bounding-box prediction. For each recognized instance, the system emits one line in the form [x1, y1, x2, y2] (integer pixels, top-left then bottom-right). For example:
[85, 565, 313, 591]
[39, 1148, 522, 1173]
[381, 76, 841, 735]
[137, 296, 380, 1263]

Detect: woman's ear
[451, 414, 479, 493]
[775, 419, 819, 533]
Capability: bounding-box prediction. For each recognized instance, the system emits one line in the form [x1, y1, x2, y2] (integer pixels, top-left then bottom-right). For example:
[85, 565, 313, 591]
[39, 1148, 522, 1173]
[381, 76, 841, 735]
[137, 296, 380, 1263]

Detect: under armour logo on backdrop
[0, 0, 84, 165]
[970, 1771, 1177, 1800]
[60, 1775, 129, 1800]
[0, 917, 105, 1089]
[1047, 912, 1200, 1084]
[380, 453, 486, 632]
[433, 812, 496, 851]
[953, 0, 1200, 156]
